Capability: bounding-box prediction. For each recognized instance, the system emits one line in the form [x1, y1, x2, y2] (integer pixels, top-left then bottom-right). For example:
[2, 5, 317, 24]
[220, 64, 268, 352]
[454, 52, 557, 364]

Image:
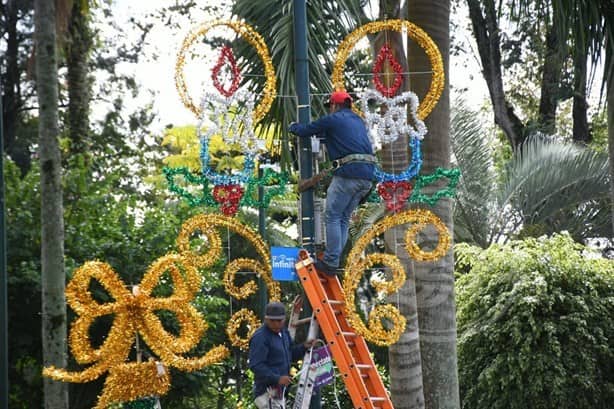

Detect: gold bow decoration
[43, 250, 229, 408]
[343, 209, 451, 346]
[177, 214, 281, 349]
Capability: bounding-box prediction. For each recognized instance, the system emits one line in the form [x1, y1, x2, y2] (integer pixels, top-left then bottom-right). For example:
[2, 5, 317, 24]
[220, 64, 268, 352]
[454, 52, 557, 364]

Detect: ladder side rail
[323, 275, 394, 408]
[297, 261, 376, 409]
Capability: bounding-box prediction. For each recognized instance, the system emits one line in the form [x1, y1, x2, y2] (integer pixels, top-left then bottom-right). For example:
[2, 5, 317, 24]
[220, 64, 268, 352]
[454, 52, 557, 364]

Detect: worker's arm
[289, 114, 333, 138]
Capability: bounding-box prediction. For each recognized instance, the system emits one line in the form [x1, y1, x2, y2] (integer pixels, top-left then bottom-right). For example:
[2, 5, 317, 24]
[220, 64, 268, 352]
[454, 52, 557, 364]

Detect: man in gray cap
[248, 301, 316, 408]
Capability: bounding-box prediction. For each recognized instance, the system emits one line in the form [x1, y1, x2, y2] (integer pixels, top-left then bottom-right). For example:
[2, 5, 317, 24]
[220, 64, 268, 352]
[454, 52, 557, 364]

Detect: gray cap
[264, 302, 286, 320]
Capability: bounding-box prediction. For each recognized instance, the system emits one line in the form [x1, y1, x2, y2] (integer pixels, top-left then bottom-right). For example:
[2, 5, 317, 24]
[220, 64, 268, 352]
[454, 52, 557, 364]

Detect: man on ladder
[289, 90, 376, 276]
[249, 302, 317, 409]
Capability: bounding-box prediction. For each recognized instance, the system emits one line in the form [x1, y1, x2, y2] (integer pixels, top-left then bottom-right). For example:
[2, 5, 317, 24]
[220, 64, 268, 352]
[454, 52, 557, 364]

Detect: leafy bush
[456, 234, 614, 409]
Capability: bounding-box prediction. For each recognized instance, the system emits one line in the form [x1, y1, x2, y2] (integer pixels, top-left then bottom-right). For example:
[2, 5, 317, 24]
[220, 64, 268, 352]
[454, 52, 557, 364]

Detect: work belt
[331, 153, 377, 169]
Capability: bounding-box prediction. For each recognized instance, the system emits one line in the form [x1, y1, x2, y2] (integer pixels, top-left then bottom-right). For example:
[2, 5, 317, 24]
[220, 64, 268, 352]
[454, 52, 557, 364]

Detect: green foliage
[456, 234, 614, 409]
[452, 100, 611, 246]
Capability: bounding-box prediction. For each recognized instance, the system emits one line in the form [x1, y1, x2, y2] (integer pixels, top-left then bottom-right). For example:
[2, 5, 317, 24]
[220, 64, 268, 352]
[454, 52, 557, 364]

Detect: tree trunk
[34, 0, 68, 408]
[3, 0, 31, 175]
[538, 19, 563, 135]
[607, 49, 614, 236]
[466, 0, 526, 149]
[408, 1, 460, 408]
[66, 0, 92, 156]
[572, 42, 591, 144]
[372, 1, 427, 407]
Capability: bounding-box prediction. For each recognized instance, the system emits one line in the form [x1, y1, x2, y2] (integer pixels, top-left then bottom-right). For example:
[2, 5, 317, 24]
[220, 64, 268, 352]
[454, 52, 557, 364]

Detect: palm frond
[451, 99, 497, 247]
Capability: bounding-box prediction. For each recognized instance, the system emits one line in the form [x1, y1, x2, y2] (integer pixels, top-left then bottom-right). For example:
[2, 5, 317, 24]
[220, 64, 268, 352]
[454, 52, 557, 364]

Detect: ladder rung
[356, 364, 373, 370]
[342, 331, 357, 337]
[292, 317, 313, 326]
[370, 397, 387, 402]
[328, 299, 344, 306]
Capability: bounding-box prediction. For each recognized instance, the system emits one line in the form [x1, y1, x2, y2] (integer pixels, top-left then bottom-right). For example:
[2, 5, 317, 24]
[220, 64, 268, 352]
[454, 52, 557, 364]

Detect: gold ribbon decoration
[43, 254, 229, 408]
[343, 209, 451, 346]
[176, 214, 281, 349]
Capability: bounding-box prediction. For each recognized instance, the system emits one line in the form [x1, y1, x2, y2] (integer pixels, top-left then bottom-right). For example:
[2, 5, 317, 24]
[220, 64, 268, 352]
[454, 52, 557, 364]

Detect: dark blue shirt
[248, 325, 305, 398]
[289, 108, 375, 180]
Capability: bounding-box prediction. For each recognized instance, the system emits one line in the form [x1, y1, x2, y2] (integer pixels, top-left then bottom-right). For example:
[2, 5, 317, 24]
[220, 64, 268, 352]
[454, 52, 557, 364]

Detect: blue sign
[271, 247, 300, 281]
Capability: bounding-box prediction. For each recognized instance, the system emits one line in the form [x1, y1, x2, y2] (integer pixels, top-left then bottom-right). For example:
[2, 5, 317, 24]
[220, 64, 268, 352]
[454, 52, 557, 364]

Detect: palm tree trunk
[408, 1, 460, 408]
[35, 0, 68, 408]
[372, 1, 426, 407]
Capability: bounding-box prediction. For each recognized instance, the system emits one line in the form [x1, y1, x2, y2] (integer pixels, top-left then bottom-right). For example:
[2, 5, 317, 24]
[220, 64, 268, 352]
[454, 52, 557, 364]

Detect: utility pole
[1, 80, 9, 409]
[293, 0, 315, 255]
[293, 2, 321, 408]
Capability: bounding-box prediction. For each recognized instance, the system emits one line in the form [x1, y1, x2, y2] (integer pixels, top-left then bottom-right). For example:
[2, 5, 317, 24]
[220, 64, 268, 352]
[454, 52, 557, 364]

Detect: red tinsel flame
[377, 181, 412, 212]
[212, 184, 244, 216]
[211, 46, 242, 97]
[373, 44, 404, 97]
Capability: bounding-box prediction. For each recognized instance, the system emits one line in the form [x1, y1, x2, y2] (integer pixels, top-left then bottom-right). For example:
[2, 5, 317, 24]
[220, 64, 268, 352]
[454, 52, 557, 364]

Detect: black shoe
[314, 260, 338, 276]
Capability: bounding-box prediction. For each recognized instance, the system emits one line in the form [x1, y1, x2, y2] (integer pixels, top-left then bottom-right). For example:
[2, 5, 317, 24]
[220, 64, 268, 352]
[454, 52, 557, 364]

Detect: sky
[105, 1, 490, 134]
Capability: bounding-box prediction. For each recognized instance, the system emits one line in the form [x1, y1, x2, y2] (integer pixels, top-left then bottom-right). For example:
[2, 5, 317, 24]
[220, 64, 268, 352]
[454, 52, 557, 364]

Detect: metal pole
[293, 0, 315, 255]
[1, 78, 9, 409]
[293, 3, 321, 407]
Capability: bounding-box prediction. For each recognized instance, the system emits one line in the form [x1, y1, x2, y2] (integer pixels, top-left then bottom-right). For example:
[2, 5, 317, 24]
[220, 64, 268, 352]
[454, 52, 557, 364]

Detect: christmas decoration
[372, 44, 404, 97]
[211, 45, 241, 97]
[343, 209, 451, 345]
[42, 254, 229, 408]
[332, 19, 444, 120]
[175, 20, 275, 123]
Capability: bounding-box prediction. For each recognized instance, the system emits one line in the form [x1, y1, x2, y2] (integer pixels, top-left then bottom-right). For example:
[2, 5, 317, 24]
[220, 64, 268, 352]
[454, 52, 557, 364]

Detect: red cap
[329, 90, 353, 105]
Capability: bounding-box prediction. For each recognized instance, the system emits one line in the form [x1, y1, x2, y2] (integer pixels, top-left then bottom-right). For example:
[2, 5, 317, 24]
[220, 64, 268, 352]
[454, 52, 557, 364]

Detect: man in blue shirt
[249, 302, 315, 408]
[289, 90, 375, 276]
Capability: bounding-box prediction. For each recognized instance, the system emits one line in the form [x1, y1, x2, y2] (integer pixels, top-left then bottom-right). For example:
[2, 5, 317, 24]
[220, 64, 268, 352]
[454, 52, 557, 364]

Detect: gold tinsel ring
[176, 218, 223, 269]
[177, 214, 281, 301]
[332, 19, 444, 120]
[223, 258, 266, 300]
[405, 215, 451, 262]
[175, 20, 276, 122]
[363, 253, 406, 295]
[226, 308, 261, 350]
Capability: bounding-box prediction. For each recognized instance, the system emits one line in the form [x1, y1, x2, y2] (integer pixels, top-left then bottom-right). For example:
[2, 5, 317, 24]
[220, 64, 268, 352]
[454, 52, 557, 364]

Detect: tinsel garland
[373, 136, 422, 182]
[331, 19, 444, 120]
[164, 166, 289, 211]
[359, 89, 427, 145]
[409, 167, 461, 206]
[377, 180, 412, 212]
[176, 214, 281, 301]
[175, 20, 276, 123]
[197, 90, 259, 186]
[240, 169, 290, 209]
[43, 255, 230, 407]
[372, 44, 403, 97]
[95, 362, 169, 409]
[343, 209, 451, 345]
[211, 45, 241, 97]
[163, 167, 218, 208]
[226, 308, 261, 350]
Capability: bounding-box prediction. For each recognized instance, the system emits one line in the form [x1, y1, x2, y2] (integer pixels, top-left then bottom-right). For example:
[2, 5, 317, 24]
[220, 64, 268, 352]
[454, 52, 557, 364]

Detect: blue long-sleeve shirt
[289, 108, 375, 180]
[248, 325, 305, 397]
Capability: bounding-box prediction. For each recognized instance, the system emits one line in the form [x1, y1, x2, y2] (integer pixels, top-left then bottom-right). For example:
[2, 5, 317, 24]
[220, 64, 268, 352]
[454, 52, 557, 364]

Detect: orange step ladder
[295, 250, 394, 409]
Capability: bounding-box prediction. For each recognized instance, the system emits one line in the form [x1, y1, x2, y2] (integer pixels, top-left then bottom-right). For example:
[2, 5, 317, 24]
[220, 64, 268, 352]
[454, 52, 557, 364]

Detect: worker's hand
[278, 375, 292, 386]
[288, 122, 298, 133]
